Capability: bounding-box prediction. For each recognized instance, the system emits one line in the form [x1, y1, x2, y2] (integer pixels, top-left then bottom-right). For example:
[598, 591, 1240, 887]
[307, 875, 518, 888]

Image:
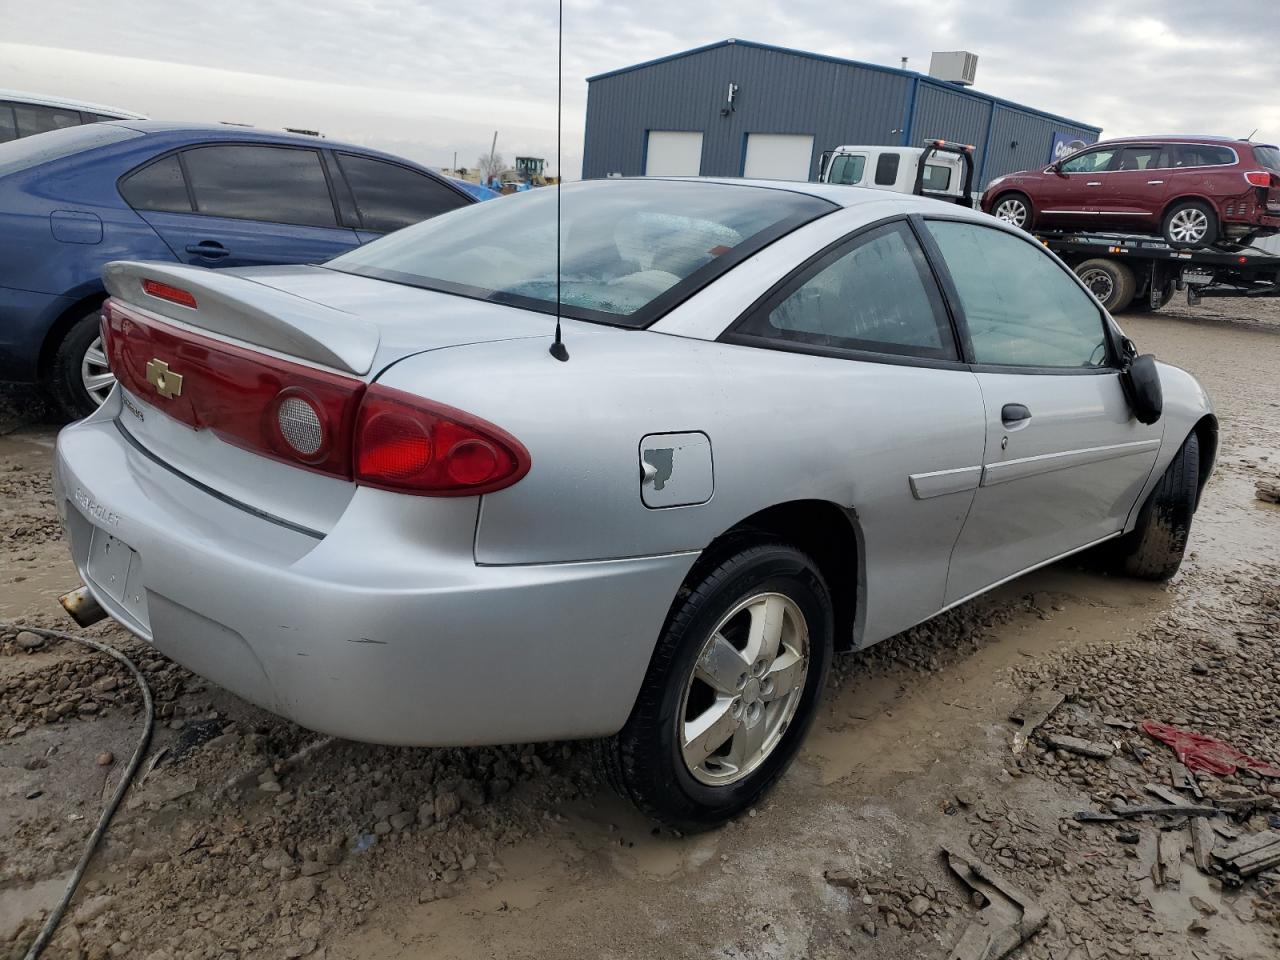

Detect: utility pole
[489, 131, 499, 180]
[452, 151, 457, 171]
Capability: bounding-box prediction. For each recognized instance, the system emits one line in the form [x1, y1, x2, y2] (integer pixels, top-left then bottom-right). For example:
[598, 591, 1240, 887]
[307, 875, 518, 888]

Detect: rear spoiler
[102, 261, 379, 375]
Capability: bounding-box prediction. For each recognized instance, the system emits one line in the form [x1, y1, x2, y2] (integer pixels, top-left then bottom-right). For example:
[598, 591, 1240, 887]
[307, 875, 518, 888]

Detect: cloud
[3, 0, 1276, 176]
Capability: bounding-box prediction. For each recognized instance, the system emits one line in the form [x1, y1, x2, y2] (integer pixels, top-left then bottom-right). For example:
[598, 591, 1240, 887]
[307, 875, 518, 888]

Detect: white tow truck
[817, 139, 976, 205]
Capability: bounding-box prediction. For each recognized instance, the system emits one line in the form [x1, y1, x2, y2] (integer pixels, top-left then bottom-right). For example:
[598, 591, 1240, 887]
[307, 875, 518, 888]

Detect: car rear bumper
[53, 394, 697, 746]
[0, 285, 73, 382]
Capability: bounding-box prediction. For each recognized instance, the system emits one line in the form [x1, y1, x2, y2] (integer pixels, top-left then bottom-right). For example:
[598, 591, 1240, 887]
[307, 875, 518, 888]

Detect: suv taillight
[1244, 170, 1277, 188]
[354, 385, 531, 496]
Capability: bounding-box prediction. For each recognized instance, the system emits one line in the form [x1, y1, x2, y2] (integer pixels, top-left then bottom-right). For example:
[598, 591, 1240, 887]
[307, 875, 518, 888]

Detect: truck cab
[818, 140, 974, 205]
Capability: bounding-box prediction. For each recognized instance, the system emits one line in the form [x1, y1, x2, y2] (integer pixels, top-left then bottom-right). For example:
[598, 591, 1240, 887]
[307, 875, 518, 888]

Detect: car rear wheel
[1075, 258, 1136, 313]
[1162, 201, 1219, 249]
[992, 192, 1032, 230]
[49, 305, 114, 421]
[599, 542, 833, 830]
[1110, 432, 1200, 580]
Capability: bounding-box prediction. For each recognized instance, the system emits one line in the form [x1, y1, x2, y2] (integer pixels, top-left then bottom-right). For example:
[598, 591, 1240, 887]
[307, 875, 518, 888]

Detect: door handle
[1147, 180, 1164, 185]
[1086, 181, 1102, 187]
[1001, 403, 1032, 427]
[185, 241, 229, 260]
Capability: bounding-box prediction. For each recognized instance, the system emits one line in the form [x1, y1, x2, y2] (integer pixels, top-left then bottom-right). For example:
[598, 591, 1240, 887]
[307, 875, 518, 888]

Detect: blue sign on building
[1049, 131, 1092, 163]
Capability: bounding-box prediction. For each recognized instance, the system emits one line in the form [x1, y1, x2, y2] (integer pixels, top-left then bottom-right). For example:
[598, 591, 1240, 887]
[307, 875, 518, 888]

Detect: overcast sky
[2, 0, 1276, 177]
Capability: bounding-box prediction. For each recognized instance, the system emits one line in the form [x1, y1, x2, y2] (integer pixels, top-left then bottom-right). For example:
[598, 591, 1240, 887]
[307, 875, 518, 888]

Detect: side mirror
[1051, 162, 1067, 177]
[1121, 353, 1163, 425]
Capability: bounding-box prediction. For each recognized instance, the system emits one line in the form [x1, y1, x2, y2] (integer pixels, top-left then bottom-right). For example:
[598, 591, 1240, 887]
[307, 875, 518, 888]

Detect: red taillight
[354, 385, 530, 496]
[141, 279, 198, 309]
[1244, 170, 1276, 188]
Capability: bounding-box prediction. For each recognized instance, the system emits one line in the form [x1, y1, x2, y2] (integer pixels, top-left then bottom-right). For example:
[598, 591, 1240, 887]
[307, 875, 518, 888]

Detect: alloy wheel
[679, 592, 809, 786]
[994, 198, 1028, 228]
[1167, 208, 1209, 245]
[1078, 267, 1115, 305]
[80, 335, 116, 407]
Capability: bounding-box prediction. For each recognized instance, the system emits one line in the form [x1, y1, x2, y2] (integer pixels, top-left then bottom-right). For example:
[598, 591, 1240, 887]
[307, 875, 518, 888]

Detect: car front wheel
[49, 306, 115, 420]
[991, 192, 1032, 230]
[1110, 432, 1200, 580]
[600, 542, 833, 830]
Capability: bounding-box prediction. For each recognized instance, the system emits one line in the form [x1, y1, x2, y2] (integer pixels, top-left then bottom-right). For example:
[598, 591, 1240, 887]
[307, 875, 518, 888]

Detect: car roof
[98, 120, 445, 170]
[1096, 134, 1275, 148]
[0, 88, 146, 119]
[654, 176, 946, 210]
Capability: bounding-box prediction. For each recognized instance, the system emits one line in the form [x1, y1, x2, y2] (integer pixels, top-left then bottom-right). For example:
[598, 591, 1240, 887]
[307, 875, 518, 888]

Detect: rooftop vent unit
[928, 51, 978, 87]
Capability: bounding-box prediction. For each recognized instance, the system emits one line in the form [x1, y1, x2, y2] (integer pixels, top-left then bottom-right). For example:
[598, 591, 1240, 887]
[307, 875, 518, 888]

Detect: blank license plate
[85, 529, 149, 627]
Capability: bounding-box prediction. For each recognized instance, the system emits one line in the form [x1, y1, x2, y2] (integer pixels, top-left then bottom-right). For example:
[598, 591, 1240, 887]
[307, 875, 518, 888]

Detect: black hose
[1, 622, 154, 960]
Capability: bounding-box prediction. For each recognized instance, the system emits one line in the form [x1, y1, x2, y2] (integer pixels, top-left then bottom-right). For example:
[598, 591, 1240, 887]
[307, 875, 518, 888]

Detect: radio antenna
[548, 0, 569, 362]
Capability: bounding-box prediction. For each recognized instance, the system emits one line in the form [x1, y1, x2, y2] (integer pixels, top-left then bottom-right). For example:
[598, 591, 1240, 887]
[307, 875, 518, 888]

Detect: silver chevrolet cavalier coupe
[54, 179, 1215, 828]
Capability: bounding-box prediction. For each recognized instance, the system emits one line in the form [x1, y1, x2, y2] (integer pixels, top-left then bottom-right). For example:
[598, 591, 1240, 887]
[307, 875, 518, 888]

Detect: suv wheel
[599, 542, 833, 830]
[1075, 259, 1136, 313]
[992, 193, 1032, 229]
[49, 305, 114, 420]
[1162, 201, 1219, 249]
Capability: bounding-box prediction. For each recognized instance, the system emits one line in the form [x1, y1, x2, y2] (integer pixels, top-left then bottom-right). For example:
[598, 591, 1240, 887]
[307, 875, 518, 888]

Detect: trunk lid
[101, 261, 549, 534]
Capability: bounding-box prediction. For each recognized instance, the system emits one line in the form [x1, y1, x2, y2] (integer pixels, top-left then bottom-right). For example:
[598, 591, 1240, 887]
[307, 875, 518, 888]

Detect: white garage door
[743, 134, 815, 181]
[645, 131, 703, 176]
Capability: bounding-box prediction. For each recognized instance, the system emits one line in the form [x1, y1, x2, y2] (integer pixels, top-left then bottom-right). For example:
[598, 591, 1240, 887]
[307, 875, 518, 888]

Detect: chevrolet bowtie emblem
[145, 359, 183, 399]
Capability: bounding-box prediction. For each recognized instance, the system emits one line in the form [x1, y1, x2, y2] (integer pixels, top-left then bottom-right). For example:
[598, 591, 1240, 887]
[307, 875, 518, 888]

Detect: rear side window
[1251, 145, 1280, 173]
[181, 145, 338, 227]
[733, 221, 956, 360]
[337, 154, 467, 232]
[1116, 146, 1172, 171]
[874, 153, 900, 185]
[0, 105, 15, 144]
[119, 155, 192, 213]
[13, 103, 82, 138]
[827, 154, 865, 185]
[926, 220, 1109, 369]
[1175, 144, 1236, 167]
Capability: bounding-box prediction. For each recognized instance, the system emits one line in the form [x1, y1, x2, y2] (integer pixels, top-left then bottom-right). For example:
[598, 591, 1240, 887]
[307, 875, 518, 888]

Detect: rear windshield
[1254, 145, 1280, 173]
[326, 179, 835, 328]
[0, 122, 140, 178]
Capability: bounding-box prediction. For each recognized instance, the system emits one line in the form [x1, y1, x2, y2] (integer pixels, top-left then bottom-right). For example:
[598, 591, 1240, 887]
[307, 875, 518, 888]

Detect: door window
[337, 154, 467, 232]
[12, 104, 82, 138]
[0, 104, 15, 143]
[1115, 146, 1171, 171]
[874, 153, 901, 185]
[1174, 144, 1236, 168]
[734, 221, 956, 360]
[1059, 148, 1116, 174]
[926, 220, 1110, 369]
[827, 154, 865, 185]
[180, 145, 338, 227]
[119, 155, 192, 213]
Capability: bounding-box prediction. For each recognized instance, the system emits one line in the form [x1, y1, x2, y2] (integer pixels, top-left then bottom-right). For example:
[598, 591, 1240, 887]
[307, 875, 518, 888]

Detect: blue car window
[337, 154, 468, 233]
[0, 105, 15, 144]
[181, 144, 338, 228]
[119, 154, 192, 213]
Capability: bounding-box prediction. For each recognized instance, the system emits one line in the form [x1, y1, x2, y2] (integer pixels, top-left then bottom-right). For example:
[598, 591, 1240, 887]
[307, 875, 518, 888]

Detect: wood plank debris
[1008, 687, 1065, 755]
[1157, 830, 1185, 886]
[1042, 734, 1115, 759]
[1212, 831, 1280, 886]
[1256, 479, 1280, 504]
[943, 843, 1047, 960]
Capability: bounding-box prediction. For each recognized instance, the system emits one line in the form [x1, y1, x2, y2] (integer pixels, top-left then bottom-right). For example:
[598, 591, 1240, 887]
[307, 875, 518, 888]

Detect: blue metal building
[582, 39, 1101, 189]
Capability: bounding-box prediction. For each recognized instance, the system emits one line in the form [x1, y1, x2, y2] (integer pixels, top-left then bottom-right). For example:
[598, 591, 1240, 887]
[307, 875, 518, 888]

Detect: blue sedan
[0, 121, 495, 417]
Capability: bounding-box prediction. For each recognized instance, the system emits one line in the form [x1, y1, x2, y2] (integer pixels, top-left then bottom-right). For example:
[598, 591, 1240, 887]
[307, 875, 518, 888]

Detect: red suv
[981, 136, 1280, 249]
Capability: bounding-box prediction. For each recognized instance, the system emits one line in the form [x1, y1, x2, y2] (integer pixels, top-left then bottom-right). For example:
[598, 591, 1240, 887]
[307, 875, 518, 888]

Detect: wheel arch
[1160, 194, 1218, 222]
[1190, 414, 1218, 510]
[37, 288, 108, 377]
[686, 499, 862, 651]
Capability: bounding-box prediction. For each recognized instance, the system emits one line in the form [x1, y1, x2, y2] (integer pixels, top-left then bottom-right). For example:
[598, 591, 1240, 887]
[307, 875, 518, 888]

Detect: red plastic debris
[1141, 721, 1280, 778]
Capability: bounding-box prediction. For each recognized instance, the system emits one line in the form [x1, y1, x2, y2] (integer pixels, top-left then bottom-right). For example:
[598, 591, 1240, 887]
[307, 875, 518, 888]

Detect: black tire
[1111, 432, 1200, 580]
[48, 304, 110, 421]
[1127, 283, 1176, 313]
[1161, 200, 1219, 249]
[599, 542, 833, 830]
[990, 192, 1033, 231]
[1074, 258, 1136, 313]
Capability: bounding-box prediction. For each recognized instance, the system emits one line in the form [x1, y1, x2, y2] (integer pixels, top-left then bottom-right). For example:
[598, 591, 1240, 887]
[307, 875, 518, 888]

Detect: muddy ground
[2, 295, 1279, 960]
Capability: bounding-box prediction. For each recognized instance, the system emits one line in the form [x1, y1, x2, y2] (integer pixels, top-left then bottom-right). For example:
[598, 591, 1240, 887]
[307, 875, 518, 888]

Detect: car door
[1037, 146, 1118, 224]
[333, 152, 471, 242]
[1100, 144, 1172, 230]
[920, 218, 1163, 605]
[119, 144, 360, 267]
[725, 218, 986, 640]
